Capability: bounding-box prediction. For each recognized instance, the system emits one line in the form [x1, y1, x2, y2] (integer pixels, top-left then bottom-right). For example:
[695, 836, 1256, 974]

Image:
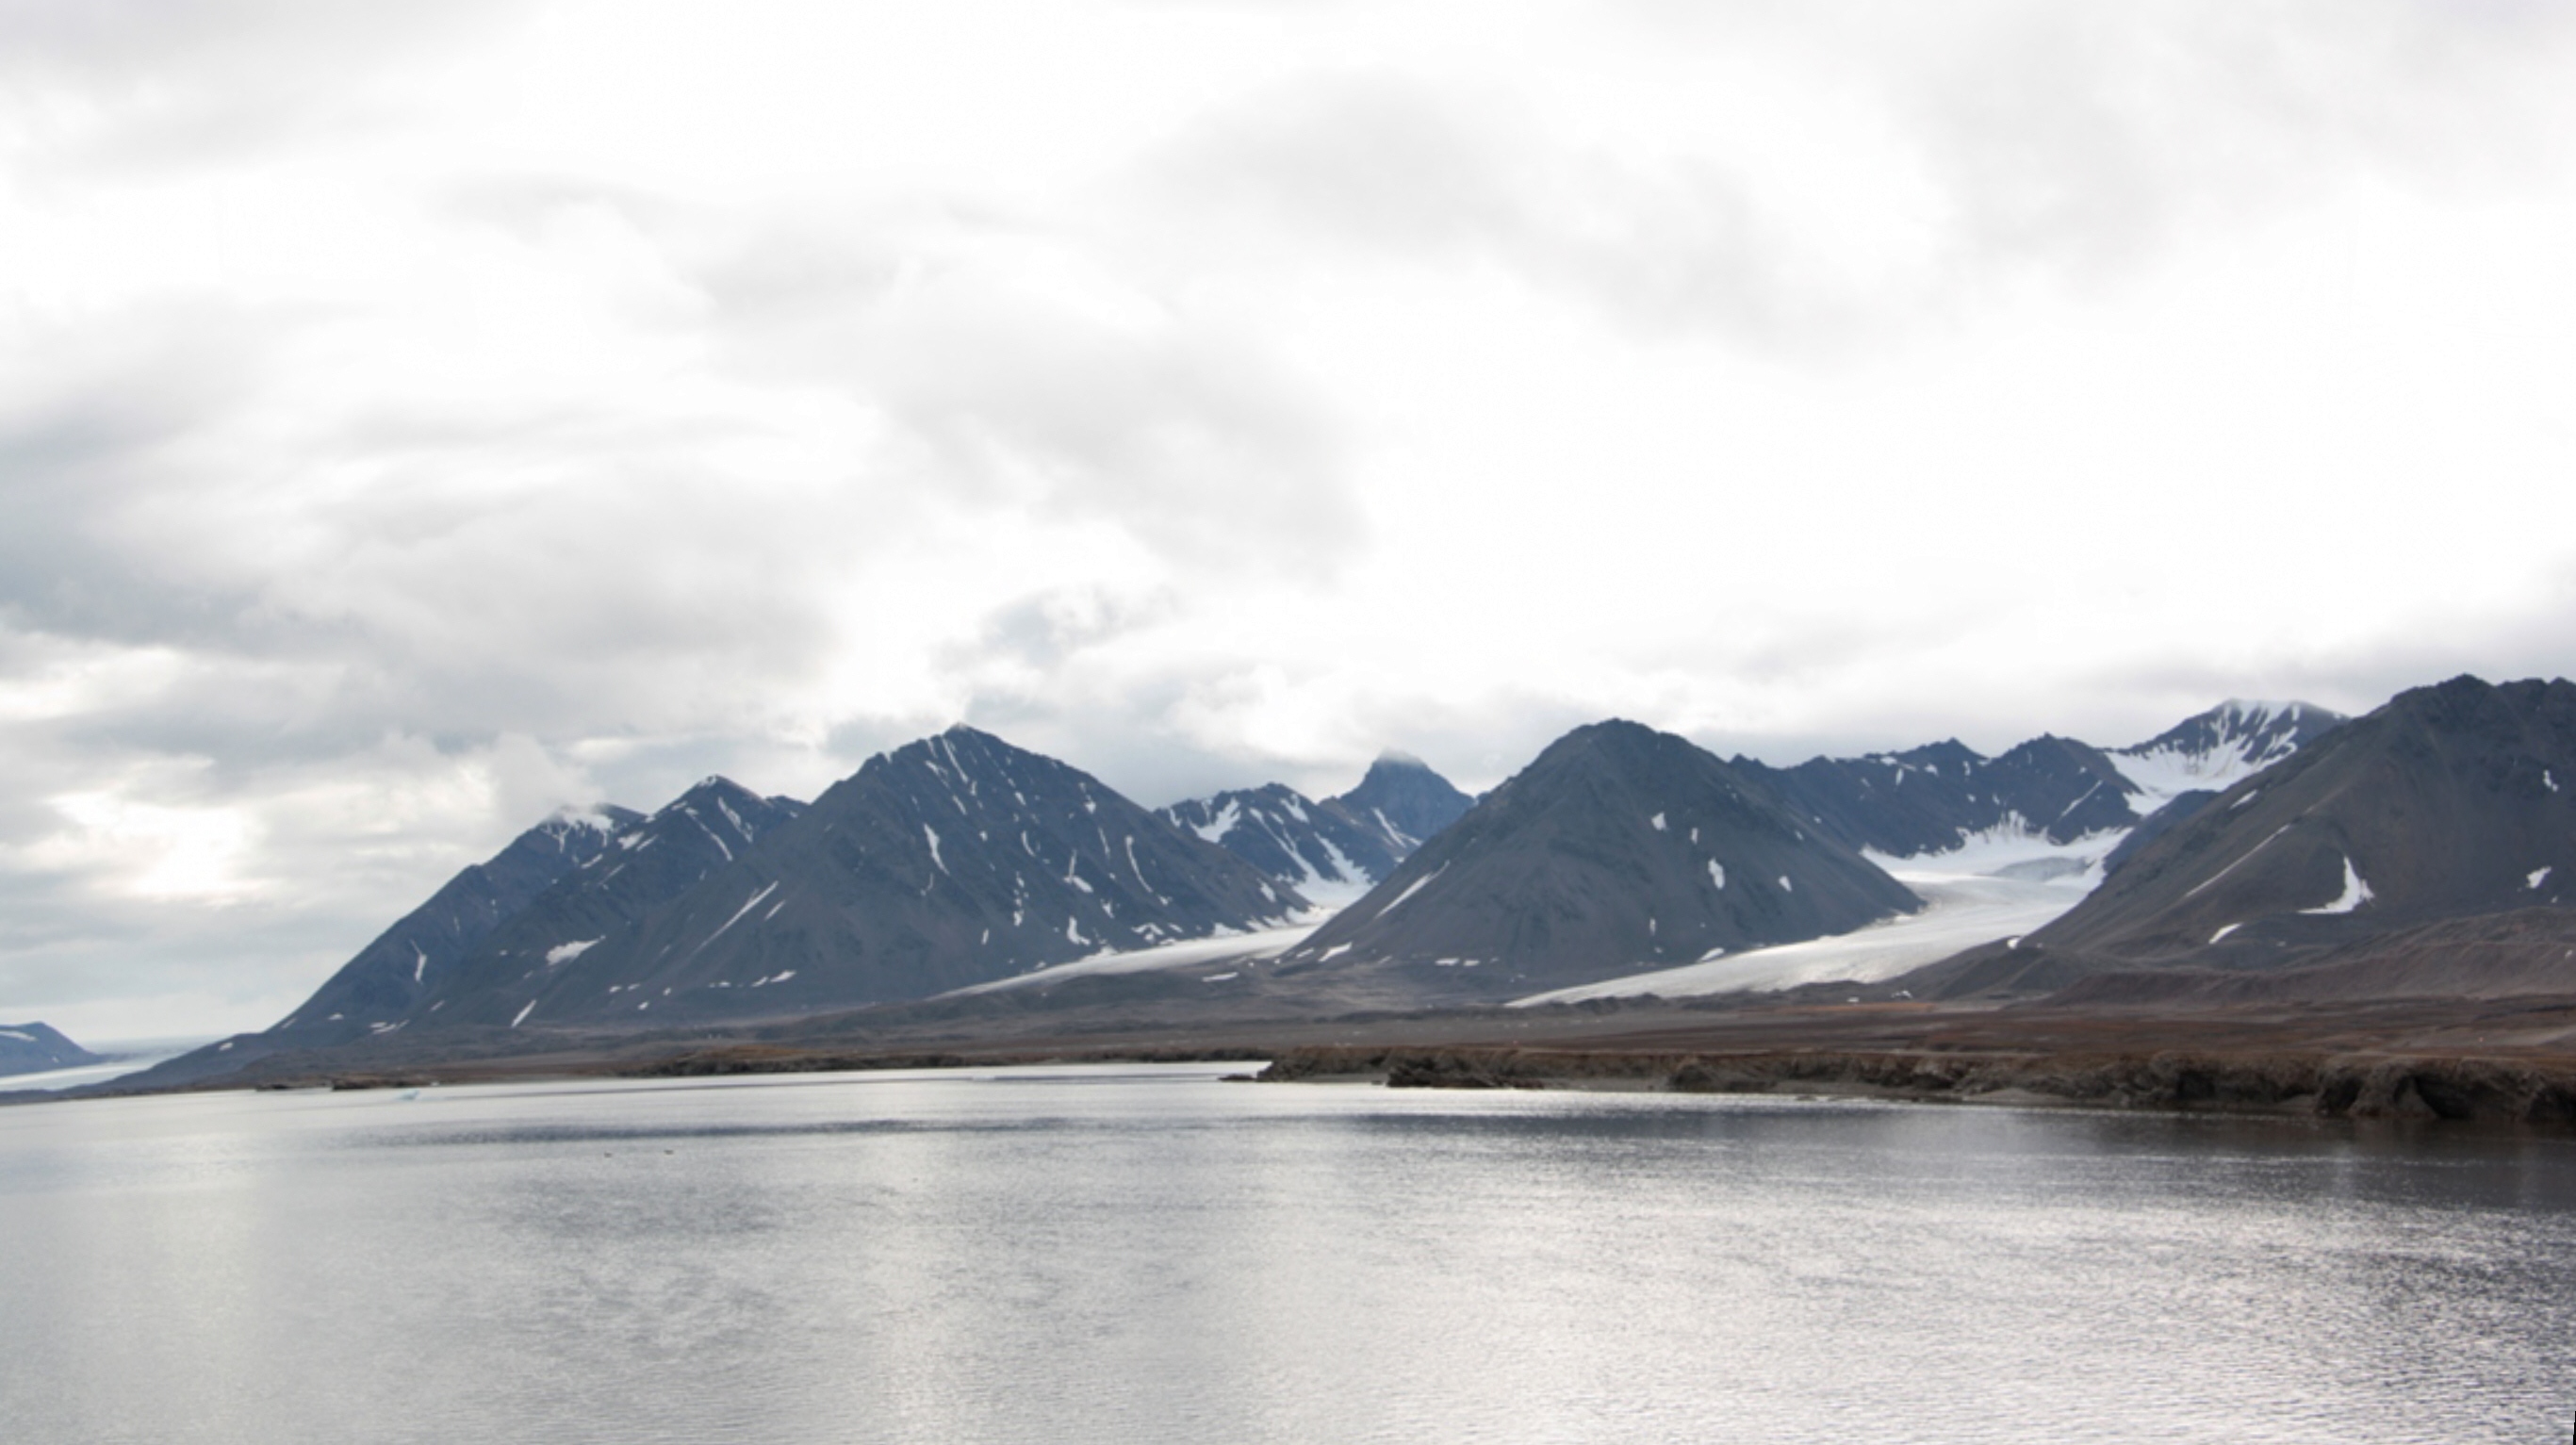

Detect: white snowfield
[1511, 828, 2112, 1007]
[2108, 699, 2317, 805]
[1289, 875, 1376, 911]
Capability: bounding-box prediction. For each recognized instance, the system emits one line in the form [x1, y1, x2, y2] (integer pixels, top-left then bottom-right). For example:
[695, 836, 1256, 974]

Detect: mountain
[395, 777, 806, 1030]
[0, 1022, 103, 1077]
[1323, 752, 1475, 858]
[1735, 700, 2345, 864]
[1743, 735, 2138, 857]
[1271, 719, 1920, 994]
[258, 808, 645, 1044]
[1157, 753, 1473, 898]
[442, 726, 1307, 1028]
[2107, 699, 2345, 799]
[1160, 783, 1399, 900]
[1911, 676, 2575, 994]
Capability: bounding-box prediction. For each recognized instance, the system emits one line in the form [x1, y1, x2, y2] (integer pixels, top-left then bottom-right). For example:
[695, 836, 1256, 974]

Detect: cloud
[1139, 1, 2576, 349]
[0, 0, 528, 171]
[677, 207, 1366, 572]
[1140, 71, 1843, 348]
[0, 306, 271, 644]
[4, 0, 2574, 1037]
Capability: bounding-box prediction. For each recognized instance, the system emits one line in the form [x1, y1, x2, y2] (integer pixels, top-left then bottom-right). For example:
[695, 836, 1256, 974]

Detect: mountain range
[467, 726, 1304, 1029]
[129, 727, 1313, 1088]
[111, 678, 2576, 1092]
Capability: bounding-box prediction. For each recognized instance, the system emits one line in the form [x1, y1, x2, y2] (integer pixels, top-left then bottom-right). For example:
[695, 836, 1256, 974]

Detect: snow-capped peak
[2108, 698, 2344, 808]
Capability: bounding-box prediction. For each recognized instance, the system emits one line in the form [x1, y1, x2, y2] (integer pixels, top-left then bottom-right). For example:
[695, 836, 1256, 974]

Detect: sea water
[1, 1064, 2569, 1444]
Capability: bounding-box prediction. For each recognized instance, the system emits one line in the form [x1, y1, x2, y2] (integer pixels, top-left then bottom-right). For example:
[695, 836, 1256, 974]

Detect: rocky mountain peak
[1326, 746, 1475, 856]
[1277, 717, 1918, 994]
[2110, 698, 2346, 799]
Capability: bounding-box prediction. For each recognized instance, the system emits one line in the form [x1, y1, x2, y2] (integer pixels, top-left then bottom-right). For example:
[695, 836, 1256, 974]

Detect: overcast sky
[7, 0, 2576, 1041]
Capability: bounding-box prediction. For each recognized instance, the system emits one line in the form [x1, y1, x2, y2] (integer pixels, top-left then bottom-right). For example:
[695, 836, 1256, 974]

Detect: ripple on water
[0, 1067, 2570, 1445]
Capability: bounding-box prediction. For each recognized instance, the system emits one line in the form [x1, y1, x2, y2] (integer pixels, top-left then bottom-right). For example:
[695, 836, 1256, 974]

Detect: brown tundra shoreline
[1252, 1044, 2576, 1124]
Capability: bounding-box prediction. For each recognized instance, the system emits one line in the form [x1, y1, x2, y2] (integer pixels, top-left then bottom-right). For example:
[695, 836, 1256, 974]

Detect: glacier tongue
[1516, 822, 2120, 1005]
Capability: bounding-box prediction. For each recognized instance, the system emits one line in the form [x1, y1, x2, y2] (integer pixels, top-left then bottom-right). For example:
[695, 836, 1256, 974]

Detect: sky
[6, 0, 2576, 1041]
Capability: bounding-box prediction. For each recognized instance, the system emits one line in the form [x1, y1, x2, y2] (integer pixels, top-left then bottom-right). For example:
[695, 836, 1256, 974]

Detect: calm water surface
[2, 1064, 2571, 1443]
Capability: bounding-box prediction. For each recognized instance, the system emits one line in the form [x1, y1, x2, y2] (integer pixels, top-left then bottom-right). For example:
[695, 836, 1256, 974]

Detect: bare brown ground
[168, 990, 2576, 1127]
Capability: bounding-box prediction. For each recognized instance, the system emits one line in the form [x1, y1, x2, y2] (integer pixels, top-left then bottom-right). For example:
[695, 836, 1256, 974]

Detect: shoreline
[1251, 1043, 2576, 1123]
[43, 1037, 2576, 1130]
[19, 989, 2576, 1128]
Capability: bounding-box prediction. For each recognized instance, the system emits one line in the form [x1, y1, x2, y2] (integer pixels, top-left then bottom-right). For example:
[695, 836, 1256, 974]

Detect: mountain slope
[266, 808, 643, 1040]
[408, 777, 805, 1028]
[1272, 719, 1919, 995]
[472, 726, 1307, 1027]
[1921, 676, 2576, 990]
[114, 807, 642, 1088]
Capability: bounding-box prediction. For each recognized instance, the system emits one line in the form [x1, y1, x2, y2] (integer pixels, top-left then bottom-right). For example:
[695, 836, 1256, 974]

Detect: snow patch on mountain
[948, 922, 1321, 995]
[2301, 856, 2374, 915]
[1372, 866, 1446, 919]
[2109, 699, 2331, 807]
[1189, 800, 1241, 844]
[1862, 819, 2125, 880]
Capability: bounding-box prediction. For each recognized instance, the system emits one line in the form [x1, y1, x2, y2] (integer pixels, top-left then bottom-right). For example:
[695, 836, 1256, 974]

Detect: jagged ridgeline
[133, 727, 1310, 1084]
[1736, 699, 2346, 862]
[1275, 719, 1922, 993]
[471, 727, 1304, 1026]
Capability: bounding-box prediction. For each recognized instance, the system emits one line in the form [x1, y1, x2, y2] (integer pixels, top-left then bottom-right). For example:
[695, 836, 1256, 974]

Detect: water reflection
[2, 1067, 2570, 1444]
